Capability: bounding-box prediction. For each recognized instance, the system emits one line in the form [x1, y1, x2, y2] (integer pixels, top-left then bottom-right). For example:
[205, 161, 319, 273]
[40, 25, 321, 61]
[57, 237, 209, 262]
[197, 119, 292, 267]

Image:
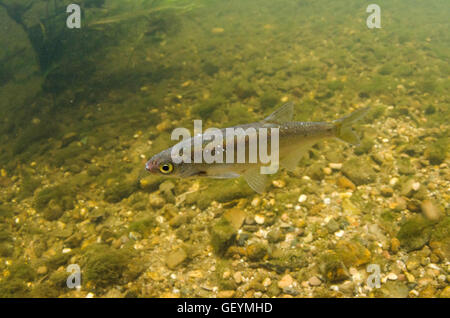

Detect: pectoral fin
[243, 167, 267, 193]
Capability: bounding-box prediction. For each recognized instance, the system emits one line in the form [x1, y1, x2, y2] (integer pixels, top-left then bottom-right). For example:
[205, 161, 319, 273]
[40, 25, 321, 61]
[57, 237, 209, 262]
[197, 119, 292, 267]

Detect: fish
[145, 102, 370, 193]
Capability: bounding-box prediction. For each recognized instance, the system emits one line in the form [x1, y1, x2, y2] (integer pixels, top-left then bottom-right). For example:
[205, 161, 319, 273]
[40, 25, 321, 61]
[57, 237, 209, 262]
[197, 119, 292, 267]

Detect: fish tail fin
[333, 106, 370, 145]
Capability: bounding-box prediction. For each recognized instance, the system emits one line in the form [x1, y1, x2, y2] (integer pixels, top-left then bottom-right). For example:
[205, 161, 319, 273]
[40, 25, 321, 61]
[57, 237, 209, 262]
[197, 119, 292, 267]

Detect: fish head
[145, 149, 179, 177]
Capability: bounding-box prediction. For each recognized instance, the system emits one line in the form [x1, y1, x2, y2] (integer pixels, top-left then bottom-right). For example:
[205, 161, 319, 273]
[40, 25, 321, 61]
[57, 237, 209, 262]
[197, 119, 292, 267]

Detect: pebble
[224, 208, 246, 230]
[337, 176, 356, 190]
[218, 290, 235, 298]
[329, 163, 343, 170]
[149, 193, 165, 208]
[308, 276, 322, 286]
[390, 238, 400, 254]
[166, 248, 187, 269]
[389, 177, 399, 186]
[386, 273, 398, 281]
[211, 27, 225, 33]
[37, 266, 48, 275]
[254, 214, 265, 225]
[380, 186, 394, 197]
[233, 272, 243, 284]
[335, 230, 345, 238]
[298, 194, 307, 203]
[323, 167, 332, 175]
[272, 180, 286, 188]
[421, 200, 442, 221]
[440, 286, 450, 298]
[251, 197, 261, 207]
[262, 277, 272, 287]
[278, 274, 294, 289]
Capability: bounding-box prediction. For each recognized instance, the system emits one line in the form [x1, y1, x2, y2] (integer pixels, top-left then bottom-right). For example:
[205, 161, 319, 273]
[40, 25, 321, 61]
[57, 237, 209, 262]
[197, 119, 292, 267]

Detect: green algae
[0, 262, 36, 298]
[129, 216, 156, 235]
[342, 157, 376, 186]
[354, 137, 374, 156]
[104, 180, 139, 203]
[12, 120, 59, 155]
[425, 137, 448, 165]
[210, 217, 237, 256]
[83, 244, 132, 288]
[397, 216, 434, 252]
[319, 251, 349, 283]
[259, 92, 280, 110]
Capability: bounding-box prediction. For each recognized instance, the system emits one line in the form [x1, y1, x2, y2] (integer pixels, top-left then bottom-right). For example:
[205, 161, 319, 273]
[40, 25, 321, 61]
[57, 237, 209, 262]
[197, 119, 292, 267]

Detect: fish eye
[159, 163, 173, 174]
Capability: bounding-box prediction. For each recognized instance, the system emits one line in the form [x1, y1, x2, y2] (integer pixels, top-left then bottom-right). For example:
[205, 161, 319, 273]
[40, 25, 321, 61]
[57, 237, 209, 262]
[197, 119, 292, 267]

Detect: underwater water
[0, 0, 449, 298]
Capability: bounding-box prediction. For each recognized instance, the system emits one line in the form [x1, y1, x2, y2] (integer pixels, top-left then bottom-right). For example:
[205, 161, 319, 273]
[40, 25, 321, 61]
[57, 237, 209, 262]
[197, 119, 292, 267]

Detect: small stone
[149, 193, 165, 208]
[406, 258, 420, 271]
[251, 197, 261, 207]
[246, 243, 267, 261]
[421, 200, 442, 221]
[272, 180, 286, 188]
[278, 274, 294, 289]
[211, 27, 224, 33]
[440, 286, 450, 298]
[298, 194, 307, 203]
[323, 167, 332, 175]
[329, 163, 342, 170]
[386, 273, 398, 281]
[218, 290, 235, 298]
[401, 179, 420, 197]
[156, 120, 171, 132]
[37, 266, 48, 275]
[308, 276, 322, 286]
[337, 176, 356, 190]
[390, 238, 400, 254]
[267, 229, 285, 243]
[419, 285, 436, 298]
[233, 272, 243, 284]
[254, 214, 265, 225]
[224, 208, 246, 230]
[326, 219, 340, 233]
[262, 277, 272, 287]
[380, 186, 394, 197]
[404, 271, 415, 283]
[389, 177, 399, 186]
[166, 248, 187, 269]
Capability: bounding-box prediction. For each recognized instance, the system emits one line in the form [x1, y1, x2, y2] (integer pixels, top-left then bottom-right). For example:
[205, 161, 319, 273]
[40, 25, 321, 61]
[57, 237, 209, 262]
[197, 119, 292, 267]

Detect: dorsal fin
[263, 102, 294, 124]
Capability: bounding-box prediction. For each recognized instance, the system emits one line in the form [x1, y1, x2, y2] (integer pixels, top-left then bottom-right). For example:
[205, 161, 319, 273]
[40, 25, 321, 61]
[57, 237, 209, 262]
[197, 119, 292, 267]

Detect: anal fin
[243, 167, 268, 193]
[279, 142, 314, 172]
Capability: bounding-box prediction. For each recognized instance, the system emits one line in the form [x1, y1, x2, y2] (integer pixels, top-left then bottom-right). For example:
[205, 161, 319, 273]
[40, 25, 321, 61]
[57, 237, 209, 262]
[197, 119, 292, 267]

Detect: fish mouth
[145, 160, 157, 172]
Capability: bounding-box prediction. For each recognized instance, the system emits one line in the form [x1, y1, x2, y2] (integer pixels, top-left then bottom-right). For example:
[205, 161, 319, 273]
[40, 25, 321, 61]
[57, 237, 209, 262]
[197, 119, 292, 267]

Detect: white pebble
[335, 230, 345, 238]
[412, 182, 420, 191]
[255, 214, 265, 225]
[323, 198, 331, 205]
[329, 163, 342, 170]
[62, 248, 72, 254]
[389, 177, 398, 186]
[298, 194, 307, 203]
[387, 273, 398, 281]
[86, 293, 94, 298]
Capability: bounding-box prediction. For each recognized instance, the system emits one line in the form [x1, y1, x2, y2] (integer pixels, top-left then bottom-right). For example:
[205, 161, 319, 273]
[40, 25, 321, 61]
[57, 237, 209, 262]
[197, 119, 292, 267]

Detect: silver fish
[145, 103, 370, 193]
